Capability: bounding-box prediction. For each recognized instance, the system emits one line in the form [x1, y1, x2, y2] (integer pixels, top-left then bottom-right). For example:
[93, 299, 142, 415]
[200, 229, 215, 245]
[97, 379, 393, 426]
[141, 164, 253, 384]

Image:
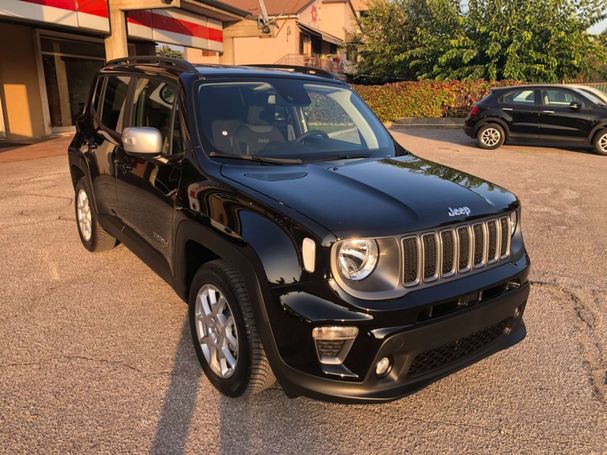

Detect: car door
[497, 88, 540, 136]
[114, 76, 183, 275]
[538, 88, 594, 140]
[84, 74, 131, 232]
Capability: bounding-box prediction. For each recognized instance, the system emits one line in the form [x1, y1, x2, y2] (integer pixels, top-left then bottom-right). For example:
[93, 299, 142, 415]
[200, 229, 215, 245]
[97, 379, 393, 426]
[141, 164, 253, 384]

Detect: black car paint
[69, 62, 530, 402]
[465, 85, 607, 145]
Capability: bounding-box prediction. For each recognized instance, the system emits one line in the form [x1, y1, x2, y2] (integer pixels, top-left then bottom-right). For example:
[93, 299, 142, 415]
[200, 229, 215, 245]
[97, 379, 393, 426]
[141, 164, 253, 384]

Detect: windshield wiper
[314, 152, 375, 161]
[209, 152, 303, 165]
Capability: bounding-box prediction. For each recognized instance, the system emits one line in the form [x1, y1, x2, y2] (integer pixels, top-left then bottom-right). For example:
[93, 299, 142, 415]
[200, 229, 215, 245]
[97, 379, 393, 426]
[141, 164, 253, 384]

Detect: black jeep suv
[465, 84, 607, 155]
[69, 57, 530, 402]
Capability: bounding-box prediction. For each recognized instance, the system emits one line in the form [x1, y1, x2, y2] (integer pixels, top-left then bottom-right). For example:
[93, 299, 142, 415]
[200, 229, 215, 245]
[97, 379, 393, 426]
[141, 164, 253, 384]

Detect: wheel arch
[475, 117, 510, 138]
[173, 218, 299, 395]
[589, 123, 607, 144]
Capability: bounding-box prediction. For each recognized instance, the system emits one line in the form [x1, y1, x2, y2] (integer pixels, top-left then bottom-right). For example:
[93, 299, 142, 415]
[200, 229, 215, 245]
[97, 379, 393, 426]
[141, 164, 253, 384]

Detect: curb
[389, 118, 465, 128]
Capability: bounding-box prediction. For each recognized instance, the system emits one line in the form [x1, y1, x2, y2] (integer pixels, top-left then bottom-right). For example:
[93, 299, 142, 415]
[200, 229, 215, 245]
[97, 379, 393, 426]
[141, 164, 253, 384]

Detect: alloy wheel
[76, 188, 92, 242]
[599, 133, 607, 153]
[480, 127, 501, 147]
[194, 284, 239, 378]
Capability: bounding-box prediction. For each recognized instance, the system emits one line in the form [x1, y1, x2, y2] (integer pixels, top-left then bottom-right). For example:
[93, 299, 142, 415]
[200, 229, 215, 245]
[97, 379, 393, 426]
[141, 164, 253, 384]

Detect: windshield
[196, 79, 394, 160]
[578, 88, 607, 106]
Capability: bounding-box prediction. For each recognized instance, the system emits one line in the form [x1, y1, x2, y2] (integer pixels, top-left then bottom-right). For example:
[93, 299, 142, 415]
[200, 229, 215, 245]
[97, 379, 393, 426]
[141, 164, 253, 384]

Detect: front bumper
[265, 259, 530, 403]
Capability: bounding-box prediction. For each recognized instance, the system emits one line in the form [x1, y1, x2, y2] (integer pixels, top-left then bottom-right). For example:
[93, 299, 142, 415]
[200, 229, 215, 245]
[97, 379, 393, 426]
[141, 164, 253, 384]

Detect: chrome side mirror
[122, 127, 162, 156]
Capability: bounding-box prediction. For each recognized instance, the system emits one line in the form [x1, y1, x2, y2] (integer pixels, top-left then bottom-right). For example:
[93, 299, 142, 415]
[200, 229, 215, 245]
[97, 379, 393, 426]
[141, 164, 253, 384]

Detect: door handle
[542, 110, 555, 114]
[501, 108, 513, 111]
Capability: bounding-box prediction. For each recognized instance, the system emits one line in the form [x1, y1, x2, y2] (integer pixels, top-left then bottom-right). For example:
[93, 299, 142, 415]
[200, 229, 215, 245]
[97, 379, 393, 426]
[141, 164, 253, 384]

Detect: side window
[542, 89, 578, 106]
[101, 76, 130, 133]
[131, 78, 179, 154]
[90, 76, 104, 114]
[500, 89, 536, 105]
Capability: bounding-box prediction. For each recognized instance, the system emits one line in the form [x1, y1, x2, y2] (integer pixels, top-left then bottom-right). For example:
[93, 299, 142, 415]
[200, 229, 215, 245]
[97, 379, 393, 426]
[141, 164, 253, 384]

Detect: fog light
[375, 357, 391, 377]
[312, 326, 358, 365]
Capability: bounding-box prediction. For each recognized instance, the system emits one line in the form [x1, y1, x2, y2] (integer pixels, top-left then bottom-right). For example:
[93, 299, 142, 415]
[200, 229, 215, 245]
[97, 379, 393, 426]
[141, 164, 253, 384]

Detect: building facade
[186, 0, 368, 73]
[0, 0, 248, 141]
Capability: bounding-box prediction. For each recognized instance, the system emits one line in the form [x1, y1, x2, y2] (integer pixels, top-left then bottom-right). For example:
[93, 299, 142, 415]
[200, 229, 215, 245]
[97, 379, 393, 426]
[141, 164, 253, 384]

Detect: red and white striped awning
[0, 0, 224, 51]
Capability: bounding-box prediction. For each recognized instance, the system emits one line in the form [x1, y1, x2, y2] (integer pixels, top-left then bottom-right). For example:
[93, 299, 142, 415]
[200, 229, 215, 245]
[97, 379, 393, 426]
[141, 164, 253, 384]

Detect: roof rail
[106, 56, 197, 73]
[245, 64, 337, 80]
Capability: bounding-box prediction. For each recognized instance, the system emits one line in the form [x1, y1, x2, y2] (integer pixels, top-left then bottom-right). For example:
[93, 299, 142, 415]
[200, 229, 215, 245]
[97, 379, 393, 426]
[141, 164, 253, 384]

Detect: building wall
[0, 23, 47, 140]
[320, 2, 357, 41]
[232, 19, 299, 65]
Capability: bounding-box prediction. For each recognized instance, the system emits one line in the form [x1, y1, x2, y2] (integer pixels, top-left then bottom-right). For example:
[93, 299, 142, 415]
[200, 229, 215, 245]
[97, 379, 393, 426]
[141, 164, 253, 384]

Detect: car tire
[477, 124, 505, 150]
[593, 129, 607, 156]
[74, 178, 117, 252]
[189, 260, 276, 397]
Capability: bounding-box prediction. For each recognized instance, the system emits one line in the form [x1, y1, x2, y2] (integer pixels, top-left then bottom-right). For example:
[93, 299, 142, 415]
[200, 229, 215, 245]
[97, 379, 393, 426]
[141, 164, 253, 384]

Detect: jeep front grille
[402, 216, 511, 288]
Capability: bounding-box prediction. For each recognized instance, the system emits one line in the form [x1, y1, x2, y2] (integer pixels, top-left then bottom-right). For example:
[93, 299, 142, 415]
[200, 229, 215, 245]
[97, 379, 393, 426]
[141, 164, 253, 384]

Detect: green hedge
[352, 80, 522, 122]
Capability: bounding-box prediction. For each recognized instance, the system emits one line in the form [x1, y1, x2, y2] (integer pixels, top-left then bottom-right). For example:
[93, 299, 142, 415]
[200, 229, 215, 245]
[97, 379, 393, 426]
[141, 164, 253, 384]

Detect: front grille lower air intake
[402, 216, 511, 288]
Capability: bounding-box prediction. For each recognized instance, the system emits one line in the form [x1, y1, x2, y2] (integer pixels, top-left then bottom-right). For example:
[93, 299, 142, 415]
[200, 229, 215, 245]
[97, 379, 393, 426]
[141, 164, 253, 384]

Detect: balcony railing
[275, 53, 344, 74]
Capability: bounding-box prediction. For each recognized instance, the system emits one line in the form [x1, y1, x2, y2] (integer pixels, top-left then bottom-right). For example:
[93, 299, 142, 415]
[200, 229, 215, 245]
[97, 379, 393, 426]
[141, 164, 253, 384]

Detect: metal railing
[274, 53, 343, 74]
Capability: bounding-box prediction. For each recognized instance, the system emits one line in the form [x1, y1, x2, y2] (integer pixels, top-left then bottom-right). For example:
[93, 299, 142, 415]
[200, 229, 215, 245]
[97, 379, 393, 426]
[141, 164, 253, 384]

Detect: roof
[194, 64, 342, 82]
[219, 0, 314, 16]
[298, 21, 344, 46]
[103, 57, 343, 83]
[492, 84, 594, 91]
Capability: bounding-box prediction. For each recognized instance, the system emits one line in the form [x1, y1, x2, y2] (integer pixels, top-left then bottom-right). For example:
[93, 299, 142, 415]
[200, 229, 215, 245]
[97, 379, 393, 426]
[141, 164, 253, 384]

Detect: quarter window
[90, 77, 104, 113]
[100, 76, 131, 132]
[131, 78, 178, 154]
[500, 89, 536, 105]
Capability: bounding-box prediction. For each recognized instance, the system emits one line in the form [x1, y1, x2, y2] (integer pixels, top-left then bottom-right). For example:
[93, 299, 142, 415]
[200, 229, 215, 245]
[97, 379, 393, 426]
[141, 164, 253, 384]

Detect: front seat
[234, 106, 285, 154]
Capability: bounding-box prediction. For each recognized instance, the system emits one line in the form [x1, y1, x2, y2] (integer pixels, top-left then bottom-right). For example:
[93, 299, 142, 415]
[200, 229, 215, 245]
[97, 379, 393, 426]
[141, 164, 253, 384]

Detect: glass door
[39, 34, 105, 131]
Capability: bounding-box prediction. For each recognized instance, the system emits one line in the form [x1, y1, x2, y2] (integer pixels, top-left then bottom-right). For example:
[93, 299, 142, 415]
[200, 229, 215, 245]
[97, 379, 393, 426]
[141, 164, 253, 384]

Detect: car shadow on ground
[149, 319, 336, 455]
[150, 320, 202, 454]
[390, 126, 595, 155]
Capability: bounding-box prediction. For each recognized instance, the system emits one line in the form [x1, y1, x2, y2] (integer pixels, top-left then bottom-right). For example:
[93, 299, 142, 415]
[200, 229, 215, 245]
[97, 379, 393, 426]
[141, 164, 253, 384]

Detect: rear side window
[101, 76, 131, 132]
[500, 89, 536, 105]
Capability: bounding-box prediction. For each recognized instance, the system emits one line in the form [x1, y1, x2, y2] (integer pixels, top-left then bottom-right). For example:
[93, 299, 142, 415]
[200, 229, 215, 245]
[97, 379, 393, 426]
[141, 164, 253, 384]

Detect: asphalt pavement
[0, 130, 605, 453]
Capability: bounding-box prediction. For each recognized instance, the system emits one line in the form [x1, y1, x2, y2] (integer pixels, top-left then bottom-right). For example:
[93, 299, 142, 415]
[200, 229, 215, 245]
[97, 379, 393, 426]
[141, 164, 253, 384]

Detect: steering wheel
[295, 130, 330, 144]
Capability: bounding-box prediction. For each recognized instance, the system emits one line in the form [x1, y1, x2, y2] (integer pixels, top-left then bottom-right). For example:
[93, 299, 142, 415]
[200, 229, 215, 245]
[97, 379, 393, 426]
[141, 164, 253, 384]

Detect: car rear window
[499, 89, 536, 105]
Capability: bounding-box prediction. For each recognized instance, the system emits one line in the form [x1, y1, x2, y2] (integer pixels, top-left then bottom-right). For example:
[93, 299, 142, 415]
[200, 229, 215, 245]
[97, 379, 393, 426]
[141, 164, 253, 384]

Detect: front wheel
[189, 260, 276, 397]
[477, 124, 505, 150]
[593, 129, 607, 156]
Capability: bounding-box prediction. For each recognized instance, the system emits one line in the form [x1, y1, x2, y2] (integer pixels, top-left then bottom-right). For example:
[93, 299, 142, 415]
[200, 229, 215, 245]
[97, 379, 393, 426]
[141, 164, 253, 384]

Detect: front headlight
[509, 210, 518, 236]
[331, 237, 402, 299]
[336, 239, 379, 281]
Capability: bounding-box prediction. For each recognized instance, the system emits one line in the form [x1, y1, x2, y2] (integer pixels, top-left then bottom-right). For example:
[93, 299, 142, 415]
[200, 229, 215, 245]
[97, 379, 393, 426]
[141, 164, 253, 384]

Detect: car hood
[221, 154, 518, 239]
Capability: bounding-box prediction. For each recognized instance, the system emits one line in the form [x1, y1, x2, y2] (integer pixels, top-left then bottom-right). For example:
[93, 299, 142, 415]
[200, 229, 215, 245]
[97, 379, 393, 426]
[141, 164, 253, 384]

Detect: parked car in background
[465, 84, 607, 155]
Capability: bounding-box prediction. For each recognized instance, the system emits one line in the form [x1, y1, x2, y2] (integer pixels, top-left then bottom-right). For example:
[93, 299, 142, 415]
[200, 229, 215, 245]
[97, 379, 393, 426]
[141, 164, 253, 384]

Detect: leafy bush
[352, 80, 522, 121]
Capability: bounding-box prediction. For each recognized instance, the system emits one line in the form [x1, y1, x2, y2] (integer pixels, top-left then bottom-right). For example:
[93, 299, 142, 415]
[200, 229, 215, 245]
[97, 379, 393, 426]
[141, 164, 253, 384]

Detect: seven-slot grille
[402, 216, 511, 287]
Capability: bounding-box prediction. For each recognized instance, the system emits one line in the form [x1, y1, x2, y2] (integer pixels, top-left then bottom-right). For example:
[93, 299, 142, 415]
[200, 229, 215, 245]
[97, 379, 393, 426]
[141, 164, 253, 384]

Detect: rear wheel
[477, 124, 505, 150]
[189, 260, 275, 397]
[74, 178, 116, 252]
[593, 129, 607, 156]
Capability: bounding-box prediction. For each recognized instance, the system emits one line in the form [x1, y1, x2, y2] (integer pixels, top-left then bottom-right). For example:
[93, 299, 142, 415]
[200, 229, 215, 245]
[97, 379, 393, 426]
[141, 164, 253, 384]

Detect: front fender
[172, 217, 305, 397]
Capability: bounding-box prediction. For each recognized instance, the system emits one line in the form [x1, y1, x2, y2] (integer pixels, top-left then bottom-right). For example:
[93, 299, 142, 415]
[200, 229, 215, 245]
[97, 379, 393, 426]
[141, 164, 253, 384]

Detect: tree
[352, 0, 607, 82]
[156, 45, 184, 59]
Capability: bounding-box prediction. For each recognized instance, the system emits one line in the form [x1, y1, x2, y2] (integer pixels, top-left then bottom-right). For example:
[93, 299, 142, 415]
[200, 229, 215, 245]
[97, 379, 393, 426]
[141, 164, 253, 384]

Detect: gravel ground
[0, 130, 605, 454]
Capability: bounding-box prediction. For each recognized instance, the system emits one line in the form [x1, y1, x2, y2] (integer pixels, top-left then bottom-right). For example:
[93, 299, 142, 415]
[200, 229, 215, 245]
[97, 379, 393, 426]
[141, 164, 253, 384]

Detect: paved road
[0, 130, 605, 454]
